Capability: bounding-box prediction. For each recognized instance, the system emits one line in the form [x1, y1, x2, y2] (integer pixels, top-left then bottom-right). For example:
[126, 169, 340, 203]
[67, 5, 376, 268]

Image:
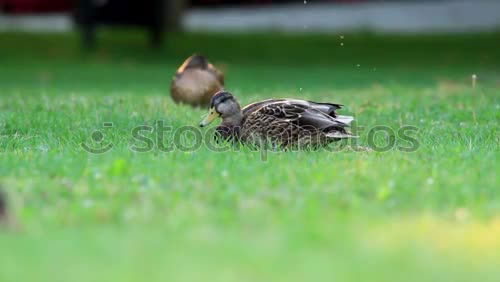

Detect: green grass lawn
[0, 31, 499, 282]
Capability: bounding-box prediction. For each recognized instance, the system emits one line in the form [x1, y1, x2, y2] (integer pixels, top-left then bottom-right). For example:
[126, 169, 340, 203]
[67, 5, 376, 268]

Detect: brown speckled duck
[200, 91, 356, 148]
[171, 55, 224, 107]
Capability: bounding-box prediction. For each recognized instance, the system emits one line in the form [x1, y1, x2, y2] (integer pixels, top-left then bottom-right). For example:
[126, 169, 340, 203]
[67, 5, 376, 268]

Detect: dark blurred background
[1, 0, 499, 49]
[0, 0, 374, 12]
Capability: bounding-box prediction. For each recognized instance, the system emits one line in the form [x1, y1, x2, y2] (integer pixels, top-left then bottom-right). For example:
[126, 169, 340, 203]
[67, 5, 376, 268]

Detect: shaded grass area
[0, 31, 499, 282]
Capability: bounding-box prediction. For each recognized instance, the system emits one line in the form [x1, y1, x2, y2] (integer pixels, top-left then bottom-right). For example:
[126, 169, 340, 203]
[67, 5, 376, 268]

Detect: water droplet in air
[303, 0, 307, 4]
[340, 43, 344, 46]
[357, 64, 361, 67]
[299, 88, 303, 92]
[340, 35, 344, 39]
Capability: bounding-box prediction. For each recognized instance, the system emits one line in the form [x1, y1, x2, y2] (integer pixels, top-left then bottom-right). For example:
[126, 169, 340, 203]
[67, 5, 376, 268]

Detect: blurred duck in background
[171, 54, 224, 107]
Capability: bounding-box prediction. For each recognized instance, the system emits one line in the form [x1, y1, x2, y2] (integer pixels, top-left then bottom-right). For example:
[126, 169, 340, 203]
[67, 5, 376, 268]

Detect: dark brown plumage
[171, 54, 224, 107]
[0, 189, 6, 223]
[200, 91, 356, 148]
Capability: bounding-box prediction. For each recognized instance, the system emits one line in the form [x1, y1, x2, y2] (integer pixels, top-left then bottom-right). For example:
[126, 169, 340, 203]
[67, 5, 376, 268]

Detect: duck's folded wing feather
[304, 101, 343, 116]
[258, 101, 349, 130]
[243, 99, 343, 117]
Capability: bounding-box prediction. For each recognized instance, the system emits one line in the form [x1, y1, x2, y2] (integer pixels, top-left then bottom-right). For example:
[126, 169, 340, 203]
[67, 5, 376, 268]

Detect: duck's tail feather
[336, 115, 354, 125]
[306, 101, 343, 115]
[325, 131, 358, 139]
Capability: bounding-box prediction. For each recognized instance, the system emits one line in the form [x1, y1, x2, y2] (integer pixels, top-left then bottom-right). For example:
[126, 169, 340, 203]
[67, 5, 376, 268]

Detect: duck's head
[179, 54, 209, 72]
[199, 91, 241, 127]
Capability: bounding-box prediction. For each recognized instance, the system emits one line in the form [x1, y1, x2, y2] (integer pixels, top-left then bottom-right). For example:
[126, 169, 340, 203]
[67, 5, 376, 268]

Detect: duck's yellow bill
[199, 108, 219, 127]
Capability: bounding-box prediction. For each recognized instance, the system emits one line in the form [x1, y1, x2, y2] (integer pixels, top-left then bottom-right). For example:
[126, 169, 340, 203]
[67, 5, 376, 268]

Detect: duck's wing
[243, 98, 345, 120]
[264, 101, 348, 128]
[273, 99, 342, 116]
[208, 63, 224, 85]
[251, 100, 355, 138]
[175, 55, 223, 84]
[242, 99, 281, 116]
[176, 55, 211, 74]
